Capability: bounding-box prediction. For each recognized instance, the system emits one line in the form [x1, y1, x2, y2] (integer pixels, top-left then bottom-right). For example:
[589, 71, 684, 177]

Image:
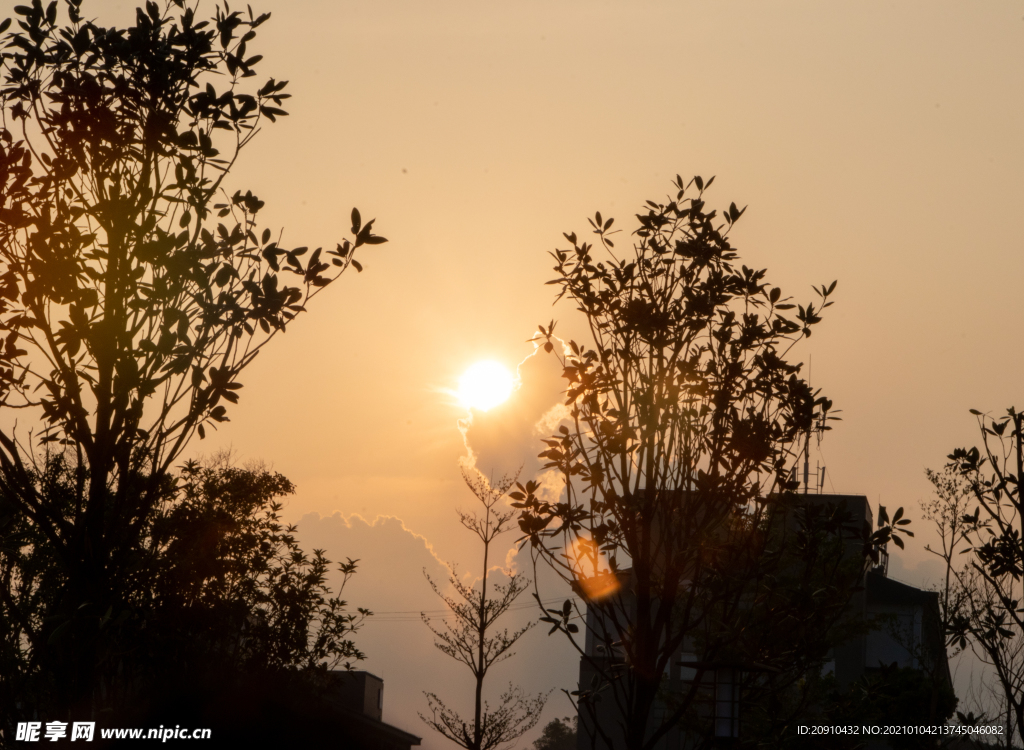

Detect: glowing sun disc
[458, 361, 514, 411]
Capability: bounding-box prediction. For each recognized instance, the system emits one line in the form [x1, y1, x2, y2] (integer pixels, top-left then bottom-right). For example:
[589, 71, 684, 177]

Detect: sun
[457, 361, 515, 411]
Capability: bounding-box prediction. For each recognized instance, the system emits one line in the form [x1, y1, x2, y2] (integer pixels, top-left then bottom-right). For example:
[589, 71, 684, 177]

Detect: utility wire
[369, 596, 582, 623]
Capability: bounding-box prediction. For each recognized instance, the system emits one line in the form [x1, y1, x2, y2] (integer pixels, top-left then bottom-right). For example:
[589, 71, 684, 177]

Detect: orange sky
[218, 0, 1024, 557]
[23, 0, 1024, 743]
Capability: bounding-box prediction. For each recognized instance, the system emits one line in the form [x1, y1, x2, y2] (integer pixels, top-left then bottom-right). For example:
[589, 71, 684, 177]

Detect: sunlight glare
[566, 538, 621, 601]
[458, 361, 515, 411]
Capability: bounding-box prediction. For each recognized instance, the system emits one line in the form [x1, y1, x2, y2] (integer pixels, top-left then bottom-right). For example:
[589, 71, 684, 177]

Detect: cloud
[293, 509, 581, 750]
[294, 513, 450, 739]
[285, 338, 586, 747]
[459, 341, 566, 484]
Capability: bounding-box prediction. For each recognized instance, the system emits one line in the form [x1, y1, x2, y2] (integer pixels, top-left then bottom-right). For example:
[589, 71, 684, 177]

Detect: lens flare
[578, 572, 621, 601]
[566, 538, 621, 601]
[457, 361, 515, 411]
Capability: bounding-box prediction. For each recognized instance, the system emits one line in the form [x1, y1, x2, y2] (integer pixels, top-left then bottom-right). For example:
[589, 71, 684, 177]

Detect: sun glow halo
[457, 361, 515, 411]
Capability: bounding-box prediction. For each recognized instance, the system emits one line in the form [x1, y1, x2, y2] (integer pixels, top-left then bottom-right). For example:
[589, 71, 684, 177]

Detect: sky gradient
[45, 0, 1024, 744]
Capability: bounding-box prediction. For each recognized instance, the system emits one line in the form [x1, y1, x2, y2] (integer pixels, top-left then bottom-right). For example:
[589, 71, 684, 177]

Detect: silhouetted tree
[534, 716, 577, 750]
[794, 665, 958, 750]
[512, 176, 910, 750]
[1, 455, 369, 734]
[0, 0, 383, 723]
[421, 470, 548, 750]
[944, 409, 1024, 747]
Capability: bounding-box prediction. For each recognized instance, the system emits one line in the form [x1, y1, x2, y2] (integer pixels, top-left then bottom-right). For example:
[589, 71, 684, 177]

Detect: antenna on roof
[802, 429, 810, 495]
[799, 355, 828, 495]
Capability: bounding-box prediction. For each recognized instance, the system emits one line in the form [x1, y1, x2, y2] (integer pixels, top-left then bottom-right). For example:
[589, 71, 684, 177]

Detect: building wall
[573, 495, 951, 749]
[329, 670, 385, 722]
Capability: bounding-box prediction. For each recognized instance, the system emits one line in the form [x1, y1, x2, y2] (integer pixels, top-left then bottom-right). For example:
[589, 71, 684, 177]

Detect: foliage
[922, 465, 976, 652]
[0, 456, 368, 731]
[0, 0, 383, 718]
[785, 667, 958, 750]
[937, 409, 1024, 745]
[421, 470, 548, 750]
[145, 459, 368, 675]
[512, 176, 911, 750]
[534, 716, 577, 750]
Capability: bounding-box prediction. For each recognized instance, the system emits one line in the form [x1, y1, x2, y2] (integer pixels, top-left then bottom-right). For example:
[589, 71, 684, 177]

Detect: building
[575, 494, 952, 749]
[324, 671, 422, 750]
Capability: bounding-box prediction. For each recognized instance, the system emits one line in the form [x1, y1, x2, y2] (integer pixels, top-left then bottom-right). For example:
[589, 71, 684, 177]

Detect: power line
[368, 597, 582, 623]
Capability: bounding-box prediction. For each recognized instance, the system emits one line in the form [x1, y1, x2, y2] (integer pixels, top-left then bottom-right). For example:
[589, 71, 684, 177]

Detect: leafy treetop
[0, 0, 385, 480]
[0, 0, 384, 715]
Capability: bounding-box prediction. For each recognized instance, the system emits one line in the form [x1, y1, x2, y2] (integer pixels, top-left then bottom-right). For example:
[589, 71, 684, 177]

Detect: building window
[714, 668, 739, 739]
[677, 658, 743, 740]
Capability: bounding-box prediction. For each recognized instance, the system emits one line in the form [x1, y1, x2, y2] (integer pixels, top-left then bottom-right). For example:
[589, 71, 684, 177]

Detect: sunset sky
[39, 0, 1024, 744]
